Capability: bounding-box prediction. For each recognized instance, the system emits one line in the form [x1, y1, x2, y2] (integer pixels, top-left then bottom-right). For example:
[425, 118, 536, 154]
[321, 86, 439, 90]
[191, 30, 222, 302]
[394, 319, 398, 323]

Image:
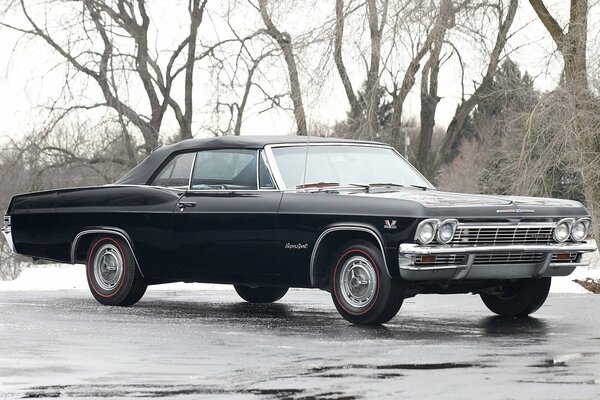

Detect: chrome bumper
[398, 242, 597, 281]
[2, 216, 15, 252]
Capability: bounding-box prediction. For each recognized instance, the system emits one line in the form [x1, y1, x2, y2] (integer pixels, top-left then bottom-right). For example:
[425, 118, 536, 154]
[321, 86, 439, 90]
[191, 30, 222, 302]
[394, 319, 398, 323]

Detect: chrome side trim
[310, 225, 391, 287]
[2, 215, 15, 252]
[70, 228, 145, 278]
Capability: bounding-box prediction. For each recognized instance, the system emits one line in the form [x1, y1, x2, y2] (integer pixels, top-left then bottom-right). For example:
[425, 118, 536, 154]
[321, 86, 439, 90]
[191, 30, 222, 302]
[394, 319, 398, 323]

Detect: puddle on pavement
[529, 352, 599, 368]
[20, 384, 355, 400]
[304, 361, 481, 377]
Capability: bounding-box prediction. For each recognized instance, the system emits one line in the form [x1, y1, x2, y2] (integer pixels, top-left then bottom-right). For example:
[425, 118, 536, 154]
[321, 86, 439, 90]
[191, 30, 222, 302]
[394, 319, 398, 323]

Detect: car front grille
[451, 225, 555, 246]
[415, 254, 466, 266]
[473, 252, 544, 265]
[412, 251, 578, 266]
[470, 252, 577, 265]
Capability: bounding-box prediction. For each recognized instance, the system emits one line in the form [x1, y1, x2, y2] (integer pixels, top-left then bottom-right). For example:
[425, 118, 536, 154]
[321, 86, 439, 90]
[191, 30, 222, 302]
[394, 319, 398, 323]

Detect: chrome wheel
[92, 243, 124, 291]
[339, 255, 377, 309]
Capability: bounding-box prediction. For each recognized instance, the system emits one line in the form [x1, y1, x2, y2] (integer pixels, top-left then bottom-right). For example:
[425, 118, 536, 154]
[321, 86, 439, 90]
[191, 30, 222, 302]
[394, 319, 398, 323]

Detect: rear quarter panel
[9, 185, 180, 278]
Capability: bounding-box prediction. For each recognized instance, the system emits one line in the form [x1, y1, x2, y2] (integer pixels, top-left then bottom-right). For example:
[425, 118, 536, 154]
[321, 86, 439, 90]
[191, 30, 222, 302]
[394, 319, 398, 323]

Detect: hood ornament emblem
[496, 208, 535, 213]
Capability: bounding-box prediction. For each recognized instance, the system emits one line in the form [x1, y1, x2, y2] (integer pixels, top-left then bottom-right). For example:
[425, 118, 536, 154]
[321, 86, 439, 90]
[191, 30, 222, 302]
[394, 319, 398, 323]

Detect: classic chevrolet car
[2, 136, 597, 324]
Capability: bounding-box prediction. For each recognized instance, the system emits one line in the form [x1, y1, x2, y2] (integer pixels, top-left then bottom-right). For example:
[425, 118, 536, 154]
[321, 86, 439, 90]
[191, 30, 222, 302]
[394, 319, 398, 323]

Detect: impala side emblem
[496, 208, 535, 213]
[384, 220, 397, 229]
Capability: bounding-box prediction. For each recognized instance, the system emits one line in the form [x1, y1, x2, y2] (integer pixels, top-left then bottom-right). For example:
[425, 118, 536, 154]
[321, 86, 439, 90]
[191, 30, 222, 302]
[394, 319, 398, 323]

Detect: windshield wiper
[296, 182, 369, 191]
[367, 182, 430, 191]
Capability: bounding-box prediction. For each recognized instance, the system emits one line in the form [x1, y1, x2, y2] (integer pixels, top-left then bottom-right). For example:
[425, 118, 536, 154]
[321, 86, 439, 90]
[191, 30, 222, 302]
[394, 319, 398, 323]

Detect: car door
[172, 149, 283, 283]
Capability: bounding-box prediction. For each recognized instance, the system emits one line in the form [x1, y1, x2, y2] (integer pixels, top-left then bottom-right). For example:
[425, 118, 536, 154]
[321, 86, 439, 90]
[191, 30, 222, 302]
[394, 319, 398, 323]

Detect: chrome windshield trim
[258, 149, 280, 190]
[264, 145, 287, 190]
[399, 242, 597, 255]
[188, 150, 198, 191]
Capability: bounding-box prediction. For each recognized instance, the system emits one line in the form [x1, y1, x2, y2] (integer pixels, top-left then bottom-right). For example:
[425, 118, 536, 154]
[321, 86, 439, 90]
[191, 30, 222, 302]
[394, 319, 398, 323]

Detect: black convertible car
[2, 136, 596, 324]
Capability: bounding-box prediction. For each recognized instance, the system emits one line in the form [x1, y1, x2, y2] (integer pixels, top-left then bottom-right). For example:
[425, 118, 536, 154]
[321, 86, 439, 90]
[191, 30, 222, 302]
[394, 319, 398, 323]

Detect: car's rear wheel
[480, 277, 551, 317]
[86, 236, 147, 306]
[331, 240, 406, 325]
[234, 285, 289, 303]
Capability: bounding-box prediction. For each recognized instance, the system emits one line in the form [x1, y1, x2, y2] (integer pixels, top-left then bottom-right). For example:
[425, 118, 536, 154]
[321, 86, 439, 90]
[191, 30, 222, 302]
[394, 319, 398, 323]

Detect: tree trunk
[333, 0, 360, 120]
[181, 0, 208, 140]
[258, 0, 307, 136]
[363, 0, 388, 139]
[417, 55, 441, 177]
[390, 0, 453, 150]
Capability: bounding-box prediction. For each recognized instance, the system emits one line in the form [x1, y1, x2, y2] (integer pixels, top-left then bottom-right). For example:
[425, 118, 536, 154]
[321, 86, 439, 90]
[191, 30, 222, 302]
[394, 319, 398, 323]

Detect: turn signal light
[555, 253, 571, 261]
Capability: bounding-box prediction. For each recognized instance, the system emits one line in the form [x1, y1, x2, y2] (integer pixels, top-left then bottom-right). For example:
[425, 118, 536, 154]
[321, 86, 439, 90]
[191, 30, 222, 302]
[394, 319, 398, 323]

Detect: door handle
[177, 201, 196, 211]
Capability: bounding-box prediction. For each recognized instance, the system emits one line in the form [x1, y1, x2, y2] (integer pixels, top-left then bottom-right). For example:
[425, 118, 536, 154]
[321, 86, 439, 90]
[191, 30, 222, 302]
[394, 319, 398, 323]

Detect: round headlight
[416, 220, 438, 244]
[437, 220, 458, 244]
[553, 220, 571, 242]
[571, 219, 590, 242]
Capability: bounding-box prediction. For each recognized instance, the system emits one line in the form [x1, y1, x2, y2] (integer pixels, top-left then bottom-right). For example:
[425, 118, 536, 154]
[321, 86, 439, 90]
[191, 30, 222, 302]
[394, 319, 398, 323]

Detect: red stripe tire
[86, 236, 147, 306]
[331, 240, 406, 325]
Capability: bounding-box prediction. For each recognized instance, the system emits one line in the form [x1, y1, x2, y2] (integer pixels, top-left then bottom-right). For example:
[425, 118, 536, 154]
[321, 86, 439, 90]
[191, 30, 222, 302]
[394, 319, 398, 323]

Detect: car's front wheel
[86, 236, 147, 306]
[234, 285, 289, 303]
[331, 240, 406, 325]
[480, 277, 551, 317]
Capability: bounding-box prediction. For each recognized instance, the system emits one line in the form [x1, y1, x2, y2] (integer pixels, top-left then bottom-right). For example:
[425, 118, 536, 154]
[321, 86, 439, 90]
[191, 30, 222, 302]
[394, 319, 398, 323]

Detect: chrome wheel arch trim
[70, 227, 145, 278]
[310, 224, 392, 287]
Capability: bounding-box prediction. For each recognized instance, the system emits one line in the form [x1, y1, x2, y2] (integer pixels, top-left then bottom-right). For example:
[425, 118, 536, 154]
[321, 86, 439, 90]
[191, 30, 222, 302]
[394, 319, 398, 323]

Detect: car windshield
[271, 145, 434, 190]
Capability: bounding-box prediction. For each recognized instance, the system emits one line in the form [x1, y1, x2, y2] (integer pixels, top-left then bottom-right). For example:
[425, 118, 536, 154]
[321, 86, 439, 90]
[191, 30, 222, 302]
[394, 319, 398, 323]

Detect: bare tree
[210, 31, 280, 136]
[333, 0, 360, 121]
[363, 0, 389, 138]
[415, 0, 453, 175]
[529, 0, 588, 91]
[258, 0, 307, 136]
[332, 0, 391, 139]
[527, 0, 600, 238]
[2, 0, 212, 159]
[432, 0, 518, 170]
[389, 0, 452, 150]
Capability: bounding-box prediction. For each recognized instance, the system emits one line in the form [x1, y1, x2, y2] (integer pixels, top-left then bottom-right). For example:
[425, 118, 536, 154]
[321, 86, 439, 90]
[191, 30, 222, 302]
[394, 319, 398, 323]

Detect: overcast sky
[0, 0, 598, 147]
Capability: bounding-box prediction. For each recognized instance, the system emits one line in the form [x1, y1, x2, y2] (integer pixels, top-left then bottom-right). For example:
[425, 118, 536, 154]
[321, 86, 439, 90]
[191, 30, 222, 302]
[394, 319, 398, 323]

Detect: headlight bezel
[415, 219, 439, 245]
[553, 218, 574, 243]
[437, 219, 459, 244]
[571, 218, 591, 242]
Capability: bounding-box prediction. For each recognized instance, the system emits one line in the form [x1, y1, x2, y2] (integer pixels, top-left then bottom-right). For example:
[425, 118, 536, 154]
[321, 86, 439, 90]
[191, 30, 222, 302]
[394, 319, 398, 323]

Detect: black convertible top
[115, 135, 383, 185]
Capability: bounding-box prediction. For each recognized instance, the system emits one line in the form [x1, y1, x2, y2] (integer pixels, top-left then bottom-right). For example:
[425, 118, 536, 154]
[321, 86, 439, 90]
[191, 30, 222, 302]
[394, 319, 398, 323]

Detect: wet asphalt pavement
[0, 289, 599, 399]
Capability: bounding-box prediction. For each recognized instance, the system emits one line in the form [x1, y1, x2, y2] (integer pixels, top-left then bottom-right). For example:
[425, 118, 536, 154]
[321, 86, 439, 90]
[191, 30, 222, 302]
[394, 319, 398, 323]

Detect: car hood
[349, 189, 581, 208]
[322, 188, 589, 219]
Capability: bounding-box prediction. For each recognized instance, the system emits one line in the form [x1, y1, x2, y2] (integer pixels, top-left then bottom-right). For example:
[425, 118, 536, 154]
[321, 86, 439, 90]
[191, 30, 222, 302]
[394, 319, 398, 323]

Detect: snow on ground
[0, 264, 233, 292]
[1, 249, 599, 293]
